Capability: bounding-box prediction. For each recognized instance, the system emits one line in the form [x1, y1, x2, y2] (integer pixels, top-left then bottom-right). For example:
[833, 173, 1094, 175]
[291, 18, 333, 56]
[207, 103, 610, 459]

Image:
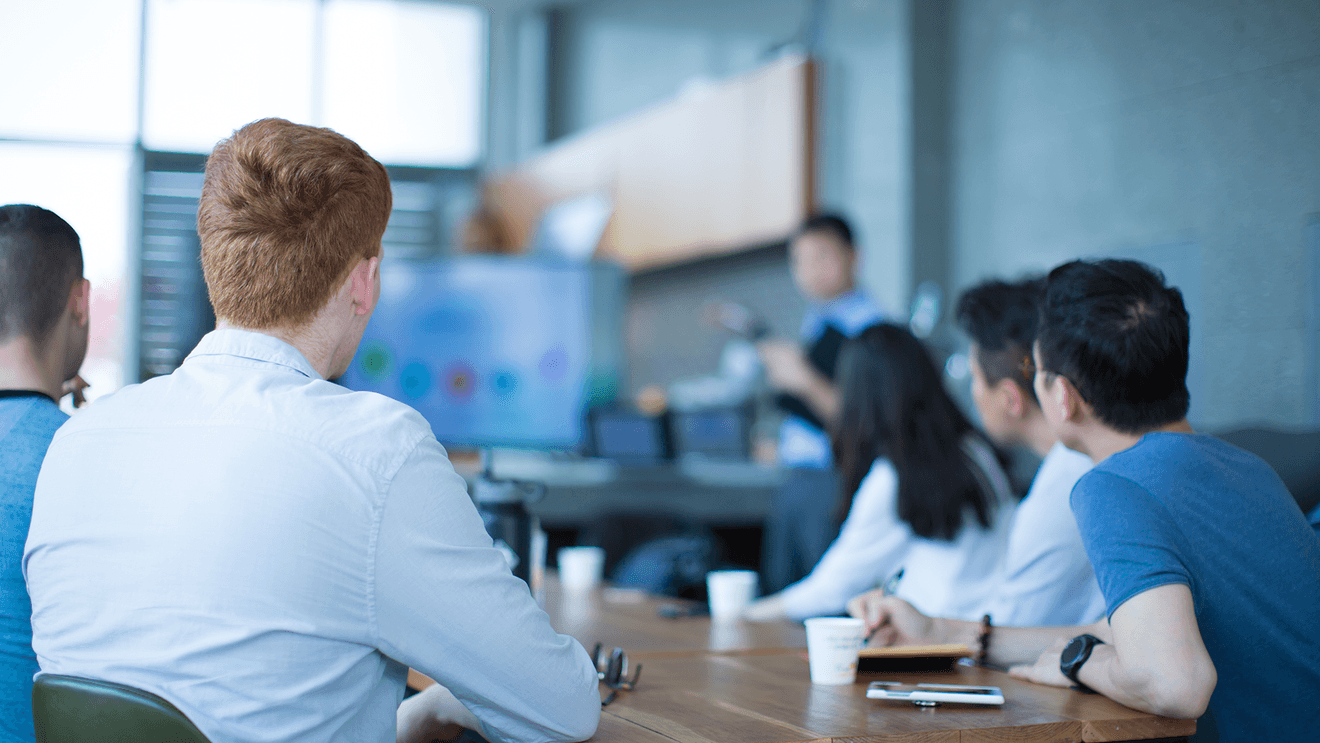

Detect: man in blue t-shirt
[0, 204, 90, 743]
[852, 259, 1320, 743]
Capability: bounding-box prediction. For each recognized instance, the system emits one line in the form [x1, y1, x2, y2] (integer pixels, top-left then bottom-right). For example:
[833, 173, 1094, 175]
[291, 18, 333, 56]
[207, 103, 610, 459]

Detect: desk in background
[410, 577, 1195, 743]
[465, 453, 784, 574]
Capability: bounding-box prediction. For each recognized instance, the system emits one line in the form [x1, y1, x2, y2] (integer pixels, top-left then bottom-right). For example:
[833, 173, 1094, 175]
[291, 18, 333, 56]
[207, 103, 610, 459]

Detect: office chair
[1216, 427, 1320, 515]
[32, 674, 211, 743]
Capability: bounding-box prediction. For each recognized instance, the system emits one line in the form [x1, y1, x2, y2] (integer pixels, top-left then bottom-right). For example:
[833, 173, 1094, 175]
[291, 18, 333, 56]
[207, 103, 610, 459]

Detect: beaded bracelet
[975, 614, 992, 666]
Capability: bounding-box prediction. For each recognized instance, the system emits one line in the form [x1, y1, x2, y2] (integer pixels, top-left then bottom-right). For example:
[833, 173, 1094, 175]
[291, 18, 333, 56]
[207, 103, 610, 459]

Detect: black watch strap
[1060, 633, 1105, 694]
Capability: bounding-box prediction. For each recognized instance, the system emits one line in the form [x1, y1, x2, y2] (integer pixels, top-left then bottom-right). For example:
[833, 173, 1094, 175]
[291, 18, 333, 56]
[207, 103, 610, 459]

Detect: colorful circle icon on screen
[538, 347, 568, 384]
[399, 362, 431, 400]
[492, 370, 519, 399]
[359, 342, 392, 380]
[445, 362, 478, 401]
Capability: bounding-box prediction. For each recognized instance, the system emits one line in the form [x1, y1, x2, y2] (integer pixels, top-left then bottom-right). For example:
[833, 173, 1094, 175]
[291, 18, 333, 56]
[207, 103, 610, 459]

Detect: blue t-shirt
[1, 393, 66, 743]
[1072, 432, 1320, 743]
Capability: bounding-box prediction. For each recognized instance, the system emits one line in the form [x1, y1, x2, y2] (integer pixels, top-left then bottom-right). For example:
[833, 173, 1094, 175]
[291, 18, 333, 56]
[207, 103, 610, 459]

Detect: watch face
[1061, 636, 1087, 667]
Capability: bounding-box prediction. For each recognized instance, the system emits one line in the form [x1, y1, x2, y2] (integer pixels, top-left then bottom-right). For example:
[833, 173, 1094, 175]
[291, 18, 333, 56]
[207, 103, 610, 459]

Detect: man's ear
[350, 256, 380, 317]
[1056, 376, 1091, 424]
[68, 278, 90, 328]
[998, 379, 1026, 419]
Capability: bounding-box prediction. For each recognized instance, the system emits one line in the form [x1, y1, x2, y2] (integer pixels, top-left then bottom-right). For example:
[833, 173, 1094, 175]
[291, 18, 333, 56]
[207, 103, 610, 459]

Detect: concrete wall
[543, 0, 910, 394]
[533, 0, 1320, 426]
[950, 0, 1320, 428]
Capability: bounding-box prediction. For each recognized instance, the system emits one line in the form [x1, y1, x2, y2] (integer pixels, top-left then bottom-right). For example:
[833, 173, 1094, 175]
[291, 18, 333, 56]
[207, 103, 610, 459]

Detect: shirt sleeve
[371, 438, 600, 743]
[1071, 470, 1192, 620]
[775, 460, 911, 620]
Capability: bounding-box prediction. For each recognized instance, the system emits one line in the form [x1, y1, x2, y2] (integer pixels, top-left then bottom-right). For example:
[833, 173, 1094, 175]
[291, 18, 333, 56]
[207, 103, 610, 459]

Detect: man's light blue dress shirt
[24, 329, 600, 743]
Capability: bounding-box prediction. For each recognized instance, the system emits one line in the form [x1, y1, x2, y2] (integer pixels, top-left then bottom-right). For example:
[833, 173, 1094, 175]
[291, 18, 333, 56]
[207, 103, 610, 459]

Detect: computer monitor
[341, 257, 593, 449]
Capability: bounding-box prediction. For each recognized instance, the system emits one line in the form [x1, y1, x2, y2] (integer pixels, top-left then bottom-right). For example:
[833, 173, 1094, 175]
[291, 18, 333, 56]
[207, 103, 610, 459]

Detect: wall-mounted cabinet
[483, 54, 815, 271]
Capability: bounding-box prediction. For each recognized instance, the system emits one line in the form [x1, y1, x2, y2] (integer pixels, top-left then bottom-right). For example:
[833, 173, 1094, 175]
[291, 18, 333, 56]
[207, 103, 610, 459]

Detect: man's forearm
[799, 374, 840, 428]
[933, 618, 1093, 668]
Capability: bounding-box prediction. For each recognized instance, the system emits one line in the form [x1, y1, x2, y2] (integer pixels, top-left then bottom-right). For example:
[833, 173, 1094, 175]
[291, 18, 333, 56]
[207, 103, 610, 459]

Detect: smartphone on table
[866, 682, 1004, 706]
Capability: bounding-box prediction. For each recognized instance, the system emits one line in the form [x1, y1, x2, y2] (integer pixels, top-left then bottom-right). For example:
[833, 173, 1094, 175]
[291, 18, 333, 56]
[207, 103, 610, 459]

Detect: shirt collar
[0, 389, 57, 404]
[186, 328, 323, 380]
[812, 288, 866, 312]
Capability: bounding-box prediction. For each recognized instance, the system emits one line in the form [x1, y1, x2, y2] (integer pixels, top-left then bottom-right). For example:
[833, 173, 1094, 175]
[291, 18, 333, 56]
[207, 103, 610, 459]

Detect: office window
[136, 156, 475, 380]
[0, 144, 136, 402]
[143, 0, 318, 153]
[0, 0, 141, 143]
[142, 0, 486, 162]
[139, 163, 212, 380]
[322, 0, 486, 166]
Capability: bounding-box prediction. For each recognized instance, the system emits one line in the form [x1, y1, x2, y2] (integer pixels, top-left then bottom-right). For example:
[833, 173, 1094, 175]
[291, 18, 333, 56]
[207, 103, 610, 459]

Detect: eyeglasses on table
[591, 643, 642, 707]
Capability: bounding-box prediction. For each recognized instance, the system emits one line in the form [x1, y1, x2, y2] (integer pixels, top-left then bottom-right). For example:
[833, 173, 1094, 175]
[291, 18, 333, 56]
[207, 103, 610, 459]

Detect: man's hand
[1007, 639, 1072, 688]
[397, 683, 482, 743]
[845, 592, 936, 647]
[757, 340, 818, 395]
[61, 374, 89, 408]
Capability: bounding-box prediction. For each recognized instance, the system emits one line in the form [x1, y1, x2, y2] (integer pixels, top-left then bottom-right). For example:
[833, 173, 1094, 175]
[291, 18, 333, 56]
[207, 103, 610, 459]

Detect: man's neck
[1020, 408, 1060, 459]
[0, 336, 62, 400]
[1080, 418, 1196, 463]
[217, 320, 337, 379]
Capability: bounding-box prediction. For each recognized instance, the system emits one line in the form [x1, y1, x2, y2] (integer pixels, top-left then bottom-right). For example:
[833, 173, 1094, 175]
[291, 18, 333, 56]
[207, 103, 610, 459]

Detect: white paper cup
[557, 546, 605, 590]
[804, 617, 865, 685]
[706, 570, 758, 621]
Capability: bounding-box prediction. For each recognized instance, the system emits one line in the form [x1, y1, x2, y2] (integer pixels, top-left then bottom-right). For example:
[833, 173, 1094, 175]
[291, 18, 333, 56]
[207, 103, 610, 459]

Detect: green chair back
[32, 674, 211, 743]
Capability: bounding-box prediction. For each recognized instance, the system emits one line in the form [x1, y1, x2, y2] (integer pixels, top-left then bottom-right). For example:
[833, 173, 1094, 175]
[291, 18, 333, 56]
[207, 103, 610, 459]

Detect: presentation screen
[341, 258, 591, 449]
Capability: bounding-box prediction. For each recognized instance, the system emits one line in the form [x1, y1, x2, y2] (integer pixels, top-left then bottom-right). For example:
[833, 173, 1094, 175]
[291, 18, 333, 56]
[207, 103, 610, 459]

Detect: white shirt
[775, 437, 1015, 621]
[975, 443, 1106, 626]
[24, 329, 600, 743]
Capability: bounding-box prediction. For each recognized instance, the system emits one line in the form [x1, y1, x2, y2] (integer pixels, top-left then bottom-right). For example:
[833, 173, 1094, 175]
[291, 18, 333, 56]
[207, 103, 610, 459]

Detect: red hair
[198, 118, 392, 328]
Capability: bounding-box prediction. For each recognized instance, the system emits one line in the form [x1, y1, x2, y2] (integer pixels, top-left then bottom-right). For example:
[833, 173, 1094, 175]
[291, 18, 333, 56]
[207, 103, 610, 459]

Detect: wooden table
[539, 582, 807, 658]
[599, 652, 1194, 743]
[410, 577, 1195, 742]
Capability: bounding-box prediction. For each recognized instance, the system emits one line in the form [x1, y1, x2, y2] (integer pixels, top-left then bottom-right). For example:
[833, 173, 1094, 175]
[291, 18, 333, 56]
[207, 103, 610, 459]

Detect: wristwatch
[1060, 633, 1105, 693]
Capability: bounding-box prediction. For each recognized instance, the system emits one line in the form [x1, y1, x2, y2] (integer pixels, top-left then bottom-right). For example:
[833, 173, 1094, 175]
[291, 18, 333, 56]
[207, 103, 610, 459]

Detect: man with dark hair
[0, 204, 89, 743]
[955, 277, 1104, 624]
[25, 120, 600, 743]
[754, 212, 888, 595]
[851, 259, 1320, 742]
[849, 276, 1102, 627]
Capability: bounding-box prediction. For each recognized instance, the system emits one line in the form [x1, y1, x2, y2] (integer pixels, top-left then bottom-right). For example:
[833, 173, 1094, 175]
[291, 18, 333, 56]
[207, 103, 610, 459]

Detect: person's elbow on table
[524, 655, 602, 743]
[557, 684, 603, 743]
[1145, 667, 1216, 720]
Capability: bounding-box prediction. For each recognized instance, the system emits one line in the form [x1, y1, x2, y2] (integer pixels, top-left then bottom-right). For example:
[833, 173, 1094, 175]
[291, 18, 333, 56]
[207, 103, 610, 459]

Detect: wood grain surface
[600, 654, 1195, 743]
[540, 580, 807, 658]
[409, 577, 1195, 742]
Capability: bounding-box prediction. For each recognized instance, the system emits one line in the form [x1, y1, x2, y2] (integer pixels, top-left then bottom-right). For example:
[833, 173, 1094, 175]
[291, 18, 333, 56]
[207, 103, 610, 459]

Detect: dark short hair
[0, 204, 83, 343]
[797, 213, 854, 251]
[955, 276, 1044, 405]
[1037, 259, 1190, 433]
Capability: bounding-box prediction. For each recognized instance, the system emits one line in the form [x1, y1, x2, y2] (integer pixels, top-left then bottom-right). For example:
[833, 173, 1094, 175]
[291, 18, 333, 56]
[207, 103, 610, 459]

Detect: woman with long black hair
[745, 323, 1015, 622]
